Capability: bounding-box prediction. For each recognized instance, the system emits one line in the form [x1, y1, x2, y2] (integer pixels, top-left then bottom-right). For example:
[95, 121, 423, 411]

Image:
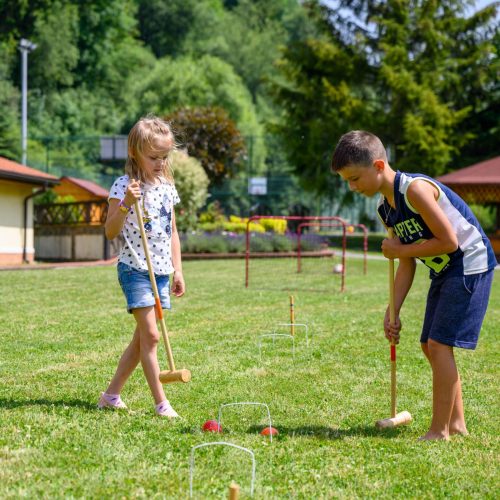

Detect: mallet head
[376, 410, 412, 429]
[159, 368, 191, 384]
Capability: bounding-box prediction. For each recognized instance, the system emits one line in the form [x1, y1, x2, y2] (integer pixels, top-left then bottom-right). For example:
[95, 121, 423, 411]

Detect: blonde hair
[125, 115, 177, 183]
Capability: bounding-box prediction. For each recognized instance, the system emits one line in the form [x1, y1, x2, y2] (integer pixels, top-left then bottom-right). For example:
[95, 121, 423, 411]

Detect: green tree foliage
[0, 45, 20, 159]
[0, 0, 155, 171]
[180, 0, 318, 126]
[170, 150, 210, 231]
[139, 55, 261, 137]
[184, 1, 301, 98]
[167, 107, 246, 184]
[355, 0, 498, 172]
[139, 54, 266, 169]
[271, 3, 373, 191]
[29, 2, 79, 90]
[448, 2, 500, 167]
[136, 0, 200, 58]
[0, 0, 496, 207]
[341, 0, 497, 174]
[274, 0, 499, 185]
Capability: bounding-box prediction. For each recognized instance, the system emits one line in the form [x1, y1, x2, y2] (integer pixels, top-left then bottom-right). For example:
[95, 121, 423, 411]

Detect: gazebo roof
[437, 156, 500, 206]
[437, 156, 500, 185]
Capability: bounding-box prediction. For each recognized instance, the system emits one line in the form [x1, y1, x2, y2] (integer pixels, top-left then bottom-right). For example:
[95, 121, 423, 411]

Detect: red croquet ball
[202, 420, 222, 433]
[260, 426, 278, 436]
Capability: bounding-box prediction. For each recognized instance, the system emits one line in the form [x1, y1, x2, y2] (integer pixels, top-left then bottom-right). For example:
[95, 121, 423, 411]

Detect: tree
[0, 45, 20, 160]
[329, 0, 499, 175]
[139, 54, 261, 135]
[136, 0, 201, 58]
[139, 54, 265, 168]
[271, 2, 373, 191]
[445, 2, 500, 167]
[167, 107, 246, 184]
[272, 0, 499, 191]
[29, 2, 79, 90]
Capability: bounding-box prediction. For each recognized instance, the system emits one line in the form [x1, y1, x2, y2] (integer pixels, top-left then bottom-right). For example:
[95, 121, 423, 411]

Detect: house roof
[0, 156, 59, 186]
[60, 176, 109, 198]
[437, 156, 500, 185]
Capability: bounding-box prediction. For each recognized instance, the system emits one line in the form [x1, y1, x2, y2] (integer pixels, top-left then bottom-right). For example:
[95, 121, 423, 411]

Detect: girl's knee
[140, 328, 160, 348]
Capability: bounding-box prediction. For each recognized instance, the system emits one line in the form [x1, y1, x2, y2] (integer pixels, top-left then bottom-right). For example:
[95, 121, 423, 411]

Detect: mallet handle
[388, 228, 397, 419]
[290, 295, 295, 336]
[134, 198, 177, 372]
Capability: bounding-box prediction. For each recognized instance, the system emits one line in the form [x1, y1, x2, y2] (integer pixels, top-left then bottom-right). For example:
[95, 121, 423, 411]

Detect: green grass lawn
[0, 256, 498, 498]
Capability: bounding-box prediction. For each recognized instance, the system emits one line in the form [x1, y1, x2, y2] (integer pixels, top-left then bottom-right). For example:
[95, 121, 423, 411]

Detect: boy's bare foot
[418, 430, 449, 441]
[449, 427, 469, 436]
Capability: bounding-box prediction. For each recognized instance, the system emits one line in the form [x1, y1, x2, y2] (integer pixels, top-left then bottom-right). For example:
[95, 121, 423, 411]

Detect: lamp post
[18, 38, 37, 165]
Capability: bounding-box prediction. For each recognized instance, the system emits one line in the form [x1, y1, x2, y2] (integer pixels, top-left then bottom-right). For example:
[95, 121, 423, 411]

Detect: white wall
[0, 180, 35, 264]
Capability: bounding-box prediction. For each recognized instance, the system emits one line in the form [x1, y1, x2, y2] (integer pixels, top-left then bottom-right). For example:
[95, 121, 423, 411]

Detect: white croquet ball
[333, 263, 343, 274]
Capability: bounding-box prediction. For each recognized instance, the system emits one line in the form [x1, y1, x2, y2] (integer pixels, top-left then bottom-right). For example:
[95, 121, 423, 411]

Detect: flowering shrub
[227, 215, 286, 234]
[171, 151, 209, 232]
[259, 218, 287, 234]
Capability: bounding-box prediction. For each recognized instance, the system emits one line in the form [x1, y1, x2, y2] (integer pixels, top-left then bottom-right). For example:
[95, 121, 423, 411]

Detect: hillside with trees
[0, 0, 498, 216]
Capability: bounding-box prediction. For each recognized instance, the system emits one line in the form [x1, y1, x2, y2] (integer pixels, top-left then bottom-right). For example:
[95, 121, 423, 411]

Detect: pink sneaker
[98, 392, 127, 410]
[155, 400, 179, 418]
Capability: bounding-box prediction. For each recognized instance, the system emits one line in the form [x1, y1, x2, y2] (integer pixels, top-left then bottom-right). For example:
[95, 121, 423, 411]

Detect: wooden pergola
[438, 156, 500, 255]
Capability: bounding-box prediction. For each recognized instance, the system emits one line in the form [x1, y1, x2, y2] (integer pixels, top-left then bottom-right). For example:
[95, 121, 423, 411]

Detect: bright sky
[322, 1, 497, 14]
[475, 0, 496, 9]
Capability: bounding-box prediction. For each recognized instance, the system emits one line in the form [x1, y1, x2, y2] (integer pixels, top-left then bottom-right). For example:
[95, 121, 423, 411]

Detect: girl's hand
[384, 307, 401, 344]
[172, 271, 185, 297]
[124, 179, 141, 207]
[381, 237, 402, 259]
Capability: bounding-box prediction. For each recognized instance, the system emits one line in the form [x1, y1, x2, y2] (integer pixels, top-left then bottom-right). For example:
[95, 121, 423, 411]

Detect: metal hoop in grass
[218, 402, 274, 443]
[275, 322, 310, 346]
[189, 442, 256, 498]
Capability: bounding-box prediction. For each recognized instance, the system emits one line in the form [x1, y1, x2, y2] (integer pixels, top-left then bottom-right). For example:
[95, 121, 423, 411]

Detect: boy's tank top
[377, 171, 497, 278]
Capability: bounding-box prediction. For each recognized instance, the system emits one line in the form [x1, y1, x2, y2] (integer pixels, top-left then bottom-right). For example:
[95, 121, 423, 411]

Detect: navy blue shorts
[117, 262, 171, 314]
[420, 270, 494, 349]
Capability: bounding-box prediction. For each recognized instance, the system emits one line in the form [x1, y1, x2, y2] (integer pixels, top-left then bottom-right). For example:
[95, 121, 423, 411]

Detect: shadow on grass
[245, 424, 407, 440]
[177, 423, 408, 440]
[0, 397, 96, 411]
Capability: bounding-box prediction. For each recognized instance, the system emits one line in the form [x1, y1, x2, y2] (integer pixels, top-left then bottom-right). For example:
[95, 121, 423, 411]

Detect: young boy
[331, 130, 497, 441]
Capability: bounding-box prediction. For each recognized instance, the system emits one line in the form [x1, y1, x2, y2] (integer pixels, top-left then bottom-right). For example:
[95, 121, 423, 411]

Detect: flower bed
[180, 231, 330, 254]
[180, 231, 386, 255]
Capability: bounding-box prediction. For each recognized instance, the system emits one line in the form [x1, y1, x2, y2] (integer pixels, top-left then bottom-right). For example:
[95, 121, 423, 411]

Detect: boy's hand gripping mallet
[134, 198, 191, 384]
[376, 228, 412, 429]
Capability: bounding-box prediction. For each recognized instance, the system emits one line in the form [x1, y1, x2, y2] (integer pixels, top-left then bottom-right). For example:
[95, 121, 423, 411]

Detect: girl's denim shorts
[117, 262, 171, 314]
[421, 269, 494, 349]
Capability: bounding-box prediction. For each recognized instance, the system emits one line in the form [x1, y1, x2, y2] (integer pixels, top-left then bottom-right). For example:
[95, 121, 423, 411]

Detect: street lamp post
[18, 38, 37, 166]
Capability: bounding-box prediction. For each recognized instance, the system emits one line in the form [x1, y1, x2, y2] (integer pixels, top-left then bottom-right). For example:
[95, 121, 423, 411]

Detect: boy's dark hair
[331, 130, 387, 172]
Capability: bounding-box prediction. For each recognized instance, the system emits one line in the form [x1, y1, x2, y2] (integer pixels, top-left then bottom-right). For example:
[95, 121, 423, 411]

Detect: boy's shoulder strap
[397, 172, 443, 214]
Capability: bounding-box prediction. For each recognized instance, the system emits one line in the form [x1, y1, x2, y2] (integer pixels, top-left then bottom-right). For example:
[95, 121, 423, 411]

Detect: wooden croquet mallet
[229, 482, 240, 500]
[289, 295, 295, 336]
[134, 198, 191, 384]
[375, 228, 412, 429]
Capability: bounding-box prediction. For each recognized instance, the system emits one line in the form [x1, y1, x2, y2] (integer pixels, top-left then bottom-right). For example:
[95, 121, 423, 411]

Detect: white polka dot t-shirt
[109, 175, 180, 275]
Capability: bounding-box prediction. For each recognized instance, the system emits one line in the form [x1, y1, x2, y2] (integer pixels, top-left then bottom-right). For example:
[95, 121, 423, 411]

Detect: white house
[0, 156, 59, 265]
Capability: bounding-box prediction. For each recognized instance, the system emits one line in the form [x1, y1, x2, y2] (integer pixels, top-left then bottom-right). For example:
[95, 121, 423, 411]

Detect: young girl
[99, 115, 185, 418]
